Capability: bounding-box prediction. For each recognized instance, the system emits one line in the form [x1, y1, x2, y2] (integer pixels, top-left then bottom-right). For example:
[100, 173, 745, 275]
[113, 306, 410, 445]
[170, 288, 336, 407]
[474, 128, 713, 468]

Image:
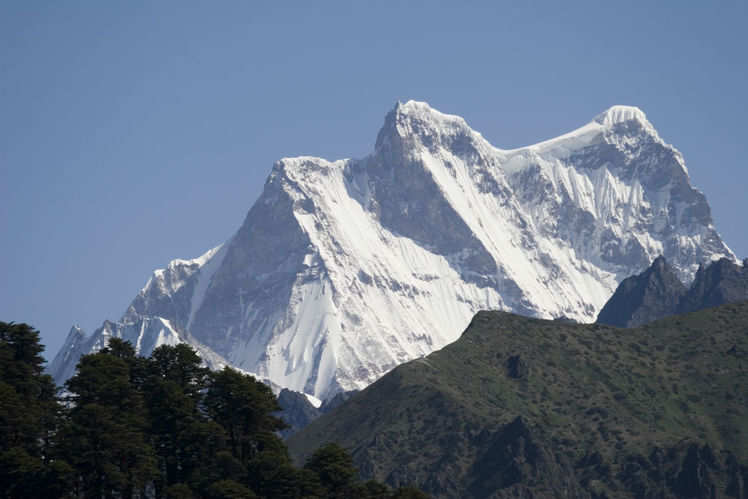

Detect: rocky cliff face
[597, 256, 746, 327]
[50, 101, 734, 399]
[678, 257, 748, 313]
[596, 256, 688, 327]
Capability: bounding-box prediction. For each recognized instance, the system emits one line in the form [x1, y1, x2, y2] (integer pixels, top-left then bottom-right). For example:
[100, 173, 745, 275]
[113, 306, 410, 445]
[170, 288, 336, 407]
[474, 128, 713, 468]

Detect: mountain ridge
[288, 302, 748, 498]
[598, 256, 748, 327]
[50, 101, 735, 399]
[596, 256, 689, 328]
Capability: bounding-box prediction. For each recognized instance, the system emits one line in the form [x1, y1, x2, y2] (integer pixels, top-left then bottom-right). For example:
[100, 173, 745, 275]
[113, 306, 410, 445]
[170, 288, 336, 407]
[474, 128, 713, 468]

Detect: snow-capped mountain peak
[376, 100, 483, 155]
[594, 104, 651, 127]
[50, 101, 734, 400]
[392, 99, 472, 129]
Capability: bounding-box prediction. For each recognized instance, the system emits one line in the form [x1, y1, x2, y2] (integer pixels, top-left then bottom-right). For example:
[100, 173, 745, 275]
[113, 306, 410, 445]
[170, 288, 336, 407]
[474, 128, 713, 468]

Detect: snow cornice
[593, 105, 651, 128]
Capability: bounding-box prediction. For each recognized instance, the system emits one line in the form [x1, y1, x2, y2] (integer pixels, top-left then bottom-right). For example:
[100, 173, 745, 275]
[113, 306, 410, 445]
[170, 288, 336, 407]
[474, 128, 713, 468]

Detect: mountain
[50, 101, 734, 399]
[596, 256, 688, 327]
[288, 303, 748, 498]
[275, 389, 324, 438]
[598, 256, 747, 327]
[678, 257, 748, 313]
[48, 318, 227, 385]
[275, 388, 358, 438]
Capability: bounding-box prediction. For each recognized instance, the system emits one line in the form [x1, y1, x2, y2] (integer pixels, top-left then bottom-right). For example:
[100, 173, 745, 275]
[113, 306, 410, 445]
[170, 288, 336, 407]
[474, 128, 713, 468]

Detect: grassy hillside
[289, 302, 748, 498]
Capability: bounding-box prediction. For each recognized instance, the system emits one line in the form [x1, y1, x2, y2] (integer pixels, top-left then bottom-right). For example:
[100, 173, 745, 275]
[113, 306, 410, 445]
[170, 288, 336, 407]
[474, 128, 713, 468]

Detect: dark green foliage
[359, 480, 392, 498]
[61, 342, 159, 498]
[205, 480, 257, 499]
[390, 486, 431, 498]
[204, 367, 288, 465]
[0, 324, 412, 498]
[147, 343, 209, 399]
[0, 322, 71, 499]
[142, 343, 221, 494]
[303, 443, 359, 497]
[289, 302, 748, 498]
[165, 483, 196, 499]
[0, 322, 58, 451]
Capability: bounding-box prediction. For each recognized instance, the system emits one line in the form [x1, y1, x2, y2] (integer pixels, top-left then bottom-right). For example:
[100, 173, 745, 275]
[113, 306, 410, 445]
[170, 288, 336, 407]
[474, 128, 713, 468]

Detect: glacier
[50, 101, 735, 400]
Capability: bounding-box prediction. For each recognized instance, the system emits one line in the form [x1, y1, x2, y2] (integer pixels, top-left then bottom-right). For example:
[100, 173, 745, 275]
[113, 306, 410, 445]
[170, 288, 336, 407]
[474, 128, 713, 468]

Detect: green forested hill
[288, 302, 748, 498]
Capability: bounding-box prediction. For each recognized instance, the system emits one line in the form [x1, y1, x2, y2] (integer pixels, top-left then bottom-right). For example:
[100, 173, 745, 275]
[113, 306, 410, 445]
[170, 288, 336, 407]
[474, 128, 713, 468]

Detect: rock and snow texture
[50, 101, 735, 400]
[48, 247, 236, 383]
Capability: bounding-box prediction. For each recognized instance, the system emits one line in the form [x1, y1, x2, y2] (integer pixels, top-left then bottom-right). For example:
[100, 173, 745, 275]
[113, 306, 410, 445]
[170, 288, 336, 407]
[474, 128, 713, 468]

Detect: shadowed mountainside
[598, 257, 748, 328]
[289, 302, 748, 498]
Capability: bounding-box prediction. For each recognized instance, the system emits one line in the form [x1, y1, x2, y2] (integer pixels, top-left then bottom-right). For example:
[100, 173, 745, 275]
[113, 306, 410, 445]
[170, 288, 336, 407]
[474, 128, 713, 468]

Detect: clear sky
[2, 1, 746, 359]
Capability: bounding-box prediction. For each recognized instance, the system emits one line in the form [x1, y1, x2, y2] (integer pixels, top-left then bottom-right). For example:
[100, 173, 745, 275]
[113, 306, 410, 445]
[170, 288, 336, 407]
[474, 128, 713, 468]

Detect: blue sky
[2, 1, 746, 358]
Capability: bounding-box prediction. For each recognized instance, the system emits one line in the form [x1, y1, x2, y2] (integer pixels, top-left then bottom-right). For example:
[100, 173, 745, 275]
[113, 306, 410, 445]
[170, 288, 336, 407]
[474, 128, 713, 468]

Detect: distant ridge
[596, 256, 687, 327]
[598, 256, 748, 327]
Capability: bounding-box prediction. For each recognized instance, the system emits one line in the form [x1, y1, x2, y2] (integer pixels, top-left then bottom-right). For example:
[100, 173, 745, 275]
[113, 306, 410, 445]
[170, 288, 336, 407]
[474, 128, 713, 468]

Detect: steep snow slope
[50, 101, 734, 399]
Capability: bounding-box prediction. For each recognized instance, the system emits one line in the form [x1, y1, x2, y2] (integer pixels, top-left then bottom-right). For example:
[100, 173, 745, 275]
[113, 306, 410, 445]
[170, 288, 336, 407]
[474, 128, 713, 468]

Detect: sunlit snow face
[51, 101, 734, 401]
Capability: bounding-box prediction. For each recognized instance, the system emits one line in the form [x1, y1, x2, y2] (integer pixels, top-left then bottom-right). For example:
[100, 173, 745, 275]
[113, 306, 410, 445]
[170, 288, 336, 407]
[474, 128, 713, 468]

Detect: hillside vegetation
[289, 302, 748, 498]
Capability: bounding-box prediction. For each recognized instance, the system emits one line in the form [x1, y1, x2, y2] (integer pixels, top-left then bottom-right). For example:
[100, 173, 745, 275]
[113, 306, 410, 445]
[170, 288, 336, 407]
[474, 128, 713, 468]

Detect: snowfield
[50, 101, 734, 400]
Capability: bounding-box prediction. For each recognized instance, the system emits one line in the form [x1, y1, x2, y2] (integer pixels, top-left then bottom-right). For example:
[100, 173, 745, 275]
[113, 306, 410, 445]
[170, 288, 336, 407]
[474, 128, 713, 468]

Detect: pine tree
[203, 367, 287, 467]
[0, 322, 71, 499]
[0, 326, 426, 498]
[303, 443, 359, 498]
[142, 344, 222, 496]
[61, 342, 158, 497]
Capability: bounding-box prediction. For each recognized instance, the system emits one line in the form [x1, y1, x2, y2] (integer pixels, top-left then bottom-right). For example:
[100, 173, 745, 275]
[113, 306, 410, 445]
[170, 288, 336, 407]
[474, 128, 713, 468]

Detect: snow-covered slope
[50, 101, 735, 399]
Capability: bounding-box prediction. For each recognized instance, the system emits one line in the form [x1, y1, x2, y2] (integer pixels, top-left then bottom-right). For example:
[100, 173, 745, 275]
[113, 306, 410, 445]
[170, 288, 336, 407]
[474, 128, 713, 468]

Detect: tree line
[0, 322, 427, 498]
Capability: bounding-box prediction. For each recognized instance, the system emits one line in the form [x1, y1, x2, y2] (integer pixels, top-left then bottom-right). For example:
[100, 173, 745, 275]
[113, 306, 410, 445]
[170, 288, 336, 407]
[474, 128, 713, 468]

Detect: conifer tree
[1, 328, 426, 498]
[303, 442, 359, 498]
[61, 341, 158, 497]
[0, 322, 71, 499]
[204, 367, 287, 467]
[143, 344, 223, 495]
